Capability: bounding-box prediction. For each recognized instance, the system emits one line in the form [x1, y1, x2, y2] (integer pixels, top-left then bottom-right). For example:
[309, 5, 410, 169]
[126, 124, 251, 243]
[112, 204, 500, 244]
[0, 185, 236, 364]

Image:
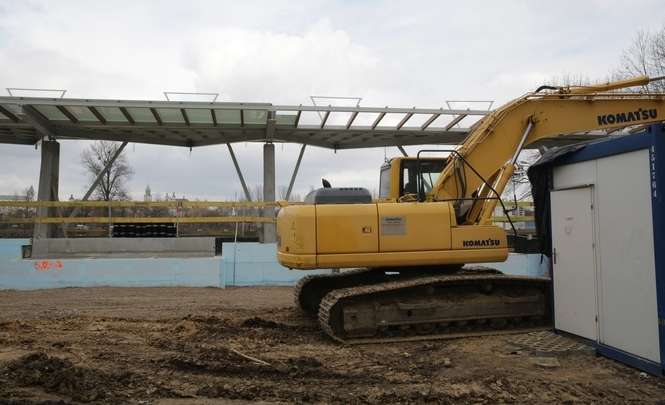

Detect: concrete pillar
[33, 140, 60, 239]
[262, 142, 276, 243]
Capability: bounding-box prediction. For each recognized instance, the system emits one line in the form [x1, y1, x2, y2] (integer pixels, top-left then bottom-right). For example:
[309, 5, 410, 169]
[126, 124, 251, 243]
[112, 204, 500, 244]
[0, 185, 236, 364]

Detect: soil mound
[4, 352, 135, 402]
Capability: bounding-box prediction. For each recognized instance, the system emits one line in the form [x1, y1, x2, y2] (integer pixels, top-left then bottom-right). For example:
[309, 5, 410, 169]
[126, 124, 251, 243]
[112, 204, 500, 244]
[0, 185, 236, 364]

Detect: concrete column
[33, 140, 60, 239]
[262, 142, 276, 243]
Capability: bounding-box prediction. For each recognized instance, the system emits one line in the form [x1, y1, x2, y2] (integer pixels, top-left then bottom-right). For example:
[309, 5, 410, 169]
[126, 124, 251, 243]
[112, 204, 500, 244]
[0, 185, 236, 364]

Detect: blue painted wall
[0, 239, 223, 289]
[220, 242, 327, 286]
[485, 253, 550, 278]
[0, 239, 548, 290]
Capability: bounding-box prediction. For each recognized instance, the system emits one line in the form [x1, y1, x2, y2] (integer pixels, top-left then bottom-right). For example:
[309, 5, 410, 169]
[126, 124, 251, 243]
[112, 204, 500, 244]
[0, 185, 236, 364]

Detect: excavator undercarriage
[296, 267, 551, 344]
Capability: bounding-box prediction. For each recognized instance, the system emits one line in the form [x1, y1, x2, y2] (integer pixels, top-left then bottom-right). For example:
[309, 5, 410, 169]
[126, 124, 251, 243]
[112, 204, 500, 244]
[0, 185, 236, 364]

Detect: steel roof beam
[396, 112, 414, 130]
[285, 144, 306, 201]
[56, 106, 78, 123]
[372, 112, 386, 129]
[88, 106, 106, 124]
[0, 105, 20, 122]
[420, 113, 440, 130]
[444, 114, 468, 131]
[319, 133, 469, 149]
[319, 110, 331, 129]
[40, 120, 253, 129]
[0, 122, 595, 149]
[293, 109, 302, 128]
[181, 108, 190, 126]
[226, 143, 252, 201]
[345, 111, 359, 129]
[21, 105, 59, 139]
[211, 109, 218, 126]
[150, 108, 163, 125]
[45, 123, 469, 136]
[119, 107, 135, 124]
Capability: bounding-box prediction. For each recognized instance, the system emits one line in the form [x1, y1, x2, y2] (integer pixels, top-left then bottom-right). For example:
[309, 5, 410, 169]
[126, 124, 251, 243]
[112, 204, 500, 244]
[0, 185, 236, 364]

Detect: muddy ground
[0, 286, 664, 404]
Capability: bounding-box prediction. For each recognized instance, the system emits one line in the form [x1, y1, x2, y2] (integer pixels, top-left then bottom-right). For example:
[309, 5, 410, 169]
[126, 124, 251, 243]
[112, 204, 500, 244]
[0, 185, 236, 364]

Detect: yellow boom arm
[432, 75, 665, 224]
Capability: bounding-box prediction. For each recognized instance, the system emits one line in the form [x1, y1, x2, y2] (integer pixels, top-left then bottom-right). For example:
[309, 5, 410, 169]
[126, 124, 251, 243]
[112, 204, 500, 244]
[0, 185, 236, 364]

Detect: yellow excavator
[276, 75, 665, 343]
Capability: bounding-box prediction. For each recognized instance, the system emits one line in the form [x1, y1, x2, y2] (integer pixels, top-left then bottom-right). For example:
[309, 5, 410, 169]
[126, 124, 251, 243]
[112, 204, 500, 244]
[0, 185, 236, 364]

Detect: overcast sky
[1, 1, 664, 200]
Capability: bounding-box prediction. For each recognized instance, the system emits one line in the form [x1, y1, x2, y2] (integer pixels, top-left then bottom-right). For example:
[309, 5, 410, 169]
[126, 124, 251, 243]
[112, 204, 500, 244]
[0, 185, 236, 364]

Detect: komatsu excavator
[276, 75, 665, 343]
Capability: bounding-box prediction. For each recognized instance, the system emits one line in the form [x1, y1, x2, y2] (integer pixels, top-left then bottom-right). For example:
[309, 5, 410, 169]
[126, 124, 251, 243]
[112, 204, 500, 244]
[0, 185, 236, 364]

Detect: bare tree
[616, 27, 665, 92]
[278, 185, 289, 200]
[251, 184, 263, 201]
[545, 73, 593, 87]
[276, 185, 303, 201]
[81, 141, 134, 201]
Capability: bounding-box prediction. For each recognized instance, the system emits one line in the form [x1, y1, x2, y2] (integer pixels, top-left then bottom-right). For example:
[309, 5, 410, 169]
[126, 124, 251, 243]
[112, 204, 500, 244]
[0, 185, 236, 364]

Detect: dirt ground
[0, 286, 664, 404]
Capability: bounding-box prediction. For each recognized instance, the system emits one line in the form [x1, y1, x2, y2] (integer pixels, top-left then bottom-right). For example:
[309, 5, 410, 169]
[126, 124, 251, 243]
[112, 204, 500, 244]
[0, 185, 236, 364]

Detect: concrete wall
[0, 239, 549, 290]
[31, 237, 216, 258]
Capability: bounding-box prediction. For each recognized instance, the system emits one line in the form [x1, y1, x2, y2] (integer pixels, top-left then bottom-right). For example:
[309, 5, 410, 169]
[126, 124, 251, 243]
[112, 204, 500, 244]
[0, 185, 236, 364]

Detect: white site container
[548, 124, 665, 375]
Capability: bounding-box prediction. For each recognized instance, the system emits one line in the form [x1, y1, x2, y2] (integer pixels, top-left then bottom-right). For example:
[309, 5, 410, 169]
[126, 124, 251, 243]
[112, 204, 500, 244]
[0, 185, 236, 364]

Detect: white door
[594, 150, 660, 362]
[551, 187, 597, 341]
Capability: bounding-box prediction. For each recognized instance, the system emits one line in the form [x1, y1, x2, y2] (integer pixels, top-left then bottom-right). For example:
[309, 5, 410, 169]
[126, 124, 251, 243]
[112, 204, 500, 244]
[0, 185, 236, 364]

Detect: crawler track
[294, 265, 467, 315]
[304, 271, 550, 344]
[294, 268, 383, 315]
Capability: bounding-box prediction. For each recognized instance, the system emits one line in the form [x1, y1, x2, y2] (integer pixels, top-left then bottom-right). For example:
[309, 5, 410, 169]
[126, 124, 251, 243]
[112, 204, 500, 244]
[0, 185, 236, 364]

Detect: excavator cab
[378, 157, 447, 201]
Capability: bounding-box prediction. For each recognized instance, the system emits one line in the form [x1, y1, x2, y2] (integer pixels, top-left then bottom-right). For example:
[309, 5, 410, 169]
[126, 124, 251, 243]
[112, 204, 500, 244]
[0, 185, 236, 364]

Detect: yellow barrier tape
[491, 216, 534, 222]
[500, 201, 534, 208]
[0, 216, 275, 224]
[0, 200, 278, 208]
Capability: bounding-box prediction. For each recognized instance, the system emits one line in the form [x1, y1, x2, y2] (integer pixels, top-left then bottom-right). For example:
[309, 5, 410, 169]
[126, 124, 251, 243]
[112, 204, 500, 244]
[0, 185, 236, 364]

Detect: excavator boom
[434, 75, 665, 224]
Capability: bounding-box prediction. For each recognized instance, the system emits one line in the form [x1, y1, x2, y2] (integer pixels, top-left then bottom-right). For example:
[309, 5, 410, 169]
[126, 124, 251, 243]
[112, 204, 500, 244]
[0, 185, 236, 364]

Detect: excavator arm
[432, 75, 665, 225]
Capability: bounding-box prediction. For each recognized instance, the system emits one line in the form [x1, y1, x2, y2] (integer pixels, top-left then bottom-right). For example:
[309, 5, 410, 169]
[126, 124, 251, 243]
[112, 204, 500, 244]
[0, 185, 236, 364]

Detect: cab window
[402, 167, 417, 195]
[379, 166, 391, 198]
[400, 160, 445, 197]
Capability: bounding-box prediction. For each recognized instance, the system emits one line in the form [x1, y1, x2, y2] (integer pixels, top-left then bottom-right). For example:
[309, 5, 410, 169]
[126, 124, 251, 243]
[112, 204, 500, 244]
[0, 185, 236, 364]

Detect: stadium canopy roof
[0, 96, 614, 149]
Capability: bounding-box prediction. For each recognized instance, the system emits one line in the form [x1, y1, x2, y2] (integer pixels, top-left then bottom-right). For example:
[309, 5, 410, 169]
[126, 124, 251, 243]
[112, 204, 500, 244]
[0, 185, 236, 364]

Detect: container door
[551, 186, 597, 341]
